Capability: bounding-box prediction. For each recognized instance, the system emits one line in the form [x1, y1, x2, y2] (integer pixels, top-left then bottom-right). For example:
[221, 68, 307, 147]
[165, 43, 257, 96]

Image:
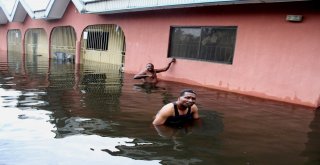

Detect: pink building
[0, 0, 319, 107]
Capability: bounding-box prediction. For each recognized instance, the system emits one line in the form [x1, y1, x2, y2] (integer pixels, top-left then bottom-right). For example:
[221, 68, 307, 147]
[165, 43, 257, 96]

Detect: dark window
[168, 26, 237, 64]
[86, 31, 109, 51]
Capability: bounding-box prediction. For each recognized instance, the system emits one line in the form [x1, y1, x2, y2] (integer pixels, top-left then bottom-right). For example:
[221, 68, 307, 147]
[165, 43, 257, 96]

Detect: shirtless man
[133, 58, 176, 84]
[153, 89, 199, 126]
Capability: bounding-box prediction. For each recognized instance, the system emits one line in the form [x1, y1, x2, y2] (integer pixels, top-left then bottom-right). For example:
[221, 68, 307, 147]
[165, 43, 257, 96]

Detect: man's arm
[133, 70, 149, 79]
[153, 125, 176, 138]
[155, 58, 176, 73]
[192, 104, 200, 119]
[152, 114, 167, 125]
[152, 104, 173, 125]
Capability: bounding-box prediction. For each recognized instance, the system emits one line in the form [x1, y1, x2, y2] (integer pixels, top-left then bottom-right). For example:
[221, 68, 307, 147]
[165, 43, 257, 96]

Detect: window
[168, 26, 237, 64]
[86, 31, 109, 50]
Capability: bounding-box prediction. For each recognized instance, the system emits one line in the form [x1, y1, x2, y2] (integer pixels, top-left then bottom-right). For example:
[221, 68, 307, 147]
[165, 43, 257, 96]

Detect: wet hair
[180, 89, 196, 96]
[146, 63, 154, 67]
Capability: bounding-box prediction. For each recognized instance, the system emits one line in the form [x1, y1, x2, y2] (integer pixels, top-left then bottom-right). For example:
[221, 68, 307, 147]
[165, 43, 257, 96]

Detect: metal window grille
[50, 26, 77, 60]
[86, 31, 109, 51]
[81, 25, 125, 68]
[168, 26, 237, 64]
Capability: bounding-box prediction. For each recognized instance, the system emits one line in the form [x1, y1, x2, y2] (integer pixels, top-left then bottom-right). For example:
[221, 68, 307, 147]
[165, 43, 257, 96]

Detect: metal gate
[25, 28, 49, 65]
[7, 29, 22, 62]
[81, 24, 126, 71]
[50, 26, 76, 63]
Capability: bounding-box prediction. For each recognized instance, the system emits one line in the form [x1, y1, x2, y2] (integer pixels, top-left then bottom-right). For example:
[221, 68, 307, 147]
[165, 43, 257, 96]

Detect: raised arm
[155, 58, 176, 73]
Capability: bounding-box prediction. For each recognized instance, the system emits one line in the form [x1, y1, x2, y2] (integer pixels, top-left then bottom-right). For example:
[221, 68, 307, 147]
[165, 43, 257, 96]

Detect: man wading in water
[153, 89, 200, 126]
[133, 58, 176, 84]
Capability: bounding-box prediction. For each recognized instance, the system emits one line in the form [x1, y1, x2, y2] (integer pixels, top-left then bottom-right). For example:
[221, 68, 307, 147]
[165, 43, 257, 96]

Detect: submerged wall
[0, 1, 319, 107]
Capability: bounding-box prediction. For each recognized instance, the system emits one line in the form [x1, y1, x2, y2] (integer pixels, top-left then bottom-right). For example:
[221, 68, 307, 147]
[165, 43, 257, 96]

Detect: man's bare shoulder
[160, 103, 174, 111]
[157, 103, 175, 115]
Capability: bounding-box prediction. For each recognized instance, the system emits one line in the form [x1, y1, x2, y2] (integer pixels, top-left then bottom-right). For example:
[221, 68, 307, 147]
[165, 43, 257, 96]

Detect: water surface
[0, 52, 319, 165]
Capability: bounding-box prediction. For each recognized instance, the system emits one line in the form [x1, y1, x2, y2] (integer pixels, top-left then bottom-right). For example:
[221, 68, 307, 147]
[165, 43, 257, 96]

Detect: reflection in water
[1, 54, 160, 164]
[302, 107, 320, 164]
[0, 50, 319, 164]
[133, 83, 166, 94]
[105, 109, 224, 165]
[132, 83, 174, 104]
[53, 117, 115, 138]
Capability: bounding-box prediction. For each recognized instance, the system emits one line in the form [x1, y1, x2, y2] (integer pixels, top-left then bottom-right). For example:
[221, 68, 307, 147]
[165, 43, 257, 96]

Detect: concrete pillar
[75, 41, 81, 64]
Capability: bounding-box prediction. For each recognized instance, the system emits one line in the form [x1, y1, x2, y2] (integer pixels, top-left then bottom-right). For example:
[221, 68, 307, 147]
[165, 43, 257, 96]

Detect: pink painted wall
[122, 2, 320, 107]
[0, 1, 319, 107]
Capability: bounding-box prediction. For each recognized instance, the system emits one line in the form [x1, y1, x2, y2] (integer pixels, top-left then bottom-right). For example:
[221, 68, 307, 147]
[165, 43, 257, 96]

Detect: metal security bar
[86, 30, 109, 51]
[50, 26, 76, 62]
[169, 26, 237, 64]
[7, 29, 22, 72]
[25, 28, 49, 59]
[7, 29, 22, 54]
[81, 24, 125, 69]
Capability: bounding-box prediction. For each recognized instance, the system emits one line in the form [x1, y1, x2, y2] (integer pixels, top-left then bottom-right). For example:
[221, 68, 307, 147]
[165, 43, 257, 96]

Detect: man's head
[146, 63, 154, 71]
[178, 89, 197, 108]
[180, 89, 196, 96]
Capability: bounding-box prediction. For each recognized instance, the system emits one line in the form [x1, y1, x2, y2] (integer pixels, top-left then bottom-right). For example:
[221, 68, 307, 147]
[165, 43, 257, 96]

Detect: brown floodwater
[0, 52, 319, 165]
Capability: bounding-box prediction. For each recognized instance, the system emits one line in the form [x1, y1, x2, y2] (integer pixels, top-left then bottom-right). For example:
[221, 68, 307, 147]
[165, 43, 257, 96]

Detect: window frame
[168, 26, 237, 65]
[86, 31, 109, 51]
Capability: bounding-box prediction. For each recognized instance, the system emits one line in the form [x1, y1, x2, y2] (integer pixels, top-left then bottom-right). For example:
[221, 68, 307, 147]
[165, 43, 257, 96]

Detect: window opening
[168, 26, 237, 64]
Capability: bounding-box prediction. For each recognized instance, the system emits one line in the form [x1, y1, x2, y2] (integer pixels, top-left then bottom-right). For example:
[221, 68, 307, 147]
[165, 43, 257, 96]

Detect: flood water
[0, 52, 319, 165]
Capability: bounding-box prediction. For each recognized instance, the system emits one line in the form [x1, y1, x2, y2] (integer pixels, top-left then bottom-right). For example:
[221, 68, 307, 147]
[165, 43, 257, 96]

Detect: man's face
[146, 63, 154, 71]
[179, 92, 196, 107]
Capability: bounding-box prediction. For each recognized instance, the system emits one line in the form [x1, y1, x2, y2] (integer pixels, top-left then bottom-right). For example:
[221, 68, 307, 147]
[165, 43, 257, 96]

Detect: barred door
[25, 28, 49, 65]
[81, 24, 126, 71]
[50, 26, 76, 63]
[7, 30, 22, 73]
